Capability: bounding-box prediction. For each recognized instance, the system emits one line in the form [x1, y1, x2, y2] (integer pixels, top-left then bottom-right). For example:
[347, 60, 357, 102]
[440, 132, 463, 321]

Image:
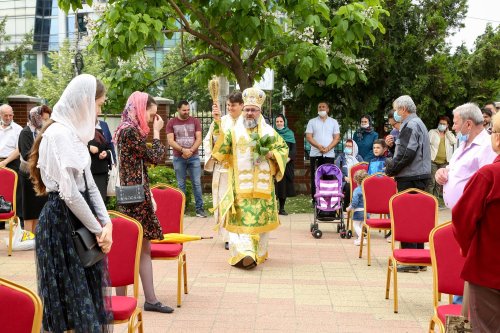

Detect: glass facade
[33, 0, 59, 51]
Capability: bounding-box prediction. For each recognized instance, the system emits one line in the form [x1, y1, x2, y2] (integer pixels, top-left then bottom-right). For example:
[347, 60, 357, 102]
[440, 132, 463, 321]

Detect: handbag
[445, 282, 472, 333]
[66, 171, 105, 268]
[0, 196, 12, 213]
[106, 152, 118, 197]
[115, 144, 145, 205]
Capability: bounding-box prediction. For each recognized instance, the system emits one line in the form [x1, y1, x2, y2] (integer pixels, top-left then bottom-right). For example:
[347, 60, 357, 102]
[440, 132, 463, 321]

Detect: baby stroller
[310, 163, 348, 239]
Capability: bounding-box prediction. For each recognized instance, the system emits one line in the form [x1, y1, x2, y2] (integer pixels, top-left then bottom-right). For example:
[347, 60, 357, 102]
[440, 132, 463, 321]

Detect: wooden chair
[346, 162, 368, 232]
[150, 183, 188, 307]
[428, 222, 465, 333]
[0, 167, 20, 256]
[385, 189, 438, 313]
[0, 278, 42, 333]
[358, 173, 397, 266]
[108, 211, 144, 333]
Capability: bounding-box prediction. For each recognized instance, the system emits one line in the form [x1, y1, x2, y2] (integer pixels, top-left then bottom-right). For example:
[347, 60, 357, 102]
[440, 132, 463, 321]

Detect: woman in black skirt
[18, 105, 51, 234]
[274, 114, 296, 215]
[28, 74, 113, 333]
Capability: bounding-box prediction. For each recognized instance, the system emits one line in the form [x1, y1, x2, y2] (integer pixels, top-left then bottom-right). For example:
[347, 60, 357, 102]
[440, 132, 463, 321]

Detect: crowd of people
[1, 74, 499, 331]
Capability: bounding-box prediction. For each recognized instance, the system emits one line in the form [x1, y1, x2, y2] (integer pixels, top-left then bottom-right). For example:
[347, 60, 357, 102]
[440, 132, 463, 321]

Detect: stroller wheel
[312, 229, 323, 239]
[340, 231, 346, 239]
[346, 230, 353, 239]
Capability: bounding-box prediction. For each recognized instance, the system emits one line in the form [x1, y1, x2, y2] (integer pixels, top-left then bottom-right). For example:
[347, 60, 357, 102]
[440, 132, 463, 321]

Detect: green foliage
[38, 39, 106, 106]
[0, 17, 33, 103]
[60, 0, 387, 90]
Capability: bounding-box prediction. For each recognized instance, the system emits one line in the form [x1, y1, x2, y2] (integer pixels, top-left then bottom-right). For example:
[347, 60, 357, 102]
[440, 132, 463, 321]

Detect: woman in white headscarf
[28, 74, 113, 332]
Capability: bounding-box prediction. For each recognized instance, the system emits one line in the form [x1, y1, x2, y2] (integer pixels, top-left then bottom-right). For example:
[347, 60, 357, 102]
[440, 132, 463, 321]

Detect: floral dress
[117, 127, 166, 240]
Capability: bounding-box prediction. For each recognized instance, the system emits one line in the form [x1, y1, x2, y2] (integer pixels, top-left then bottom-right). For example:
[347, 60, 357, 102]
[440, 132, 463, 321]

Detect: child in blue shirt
[346, 169, 369, 246]
[368, 139, 388, 175]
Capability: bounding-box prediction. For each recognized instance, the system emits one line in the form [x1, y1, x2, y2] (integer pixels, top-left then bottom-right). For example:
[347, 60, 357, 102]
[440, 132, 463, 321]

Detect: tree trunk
[232, 61, 252, 90]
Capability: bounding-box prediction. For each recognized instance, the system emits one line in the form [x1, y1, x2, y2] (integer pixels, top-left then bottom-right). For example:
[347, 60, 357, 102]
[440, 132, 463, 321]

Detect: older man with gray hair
[385, 95, 431, 272]
[435, 103, 496, 209]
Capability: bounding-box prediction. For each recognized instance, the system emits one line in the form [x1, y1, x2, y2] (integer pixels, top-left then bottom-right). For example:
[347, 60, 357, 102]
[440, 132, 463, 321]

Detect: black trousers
[310, 156, 336, 200]
[396, 178, 431, 250]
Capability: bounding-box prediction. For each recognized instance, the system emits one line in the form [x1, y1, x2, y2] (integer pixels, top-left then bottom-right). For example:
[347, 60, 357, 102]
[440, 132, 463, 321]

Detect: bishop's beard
[243, 118, 258, 129]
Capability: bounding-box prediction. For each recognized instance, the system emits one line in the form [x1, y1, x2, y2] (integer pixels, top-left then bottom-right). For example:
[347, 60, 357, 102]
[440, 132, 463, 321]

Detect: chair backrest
[390, 189, 438, 244]
[430, 222, 466, 299]
[151, 184, 185, 234]
[107, 212, 143, 297]
[349, 162, 368, 197]
[362, 173, 397, 215]
[0, 278, 42, 333]
[0, 167, 17, 212]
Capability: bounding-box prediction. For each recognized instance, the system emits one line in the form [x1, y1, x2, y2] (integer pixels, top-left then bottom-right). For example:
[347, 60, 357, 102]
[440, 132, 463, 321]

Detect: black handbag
[115, 145, 145, 205]
[0, 196, 12, 213]
[66, 171, 105, 268]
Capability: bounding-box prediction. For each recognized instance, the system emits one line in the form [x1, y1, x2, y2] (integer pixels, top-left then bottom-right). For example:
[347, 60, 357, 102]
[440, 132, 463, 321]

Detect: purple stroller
[310, 164, 346, 239]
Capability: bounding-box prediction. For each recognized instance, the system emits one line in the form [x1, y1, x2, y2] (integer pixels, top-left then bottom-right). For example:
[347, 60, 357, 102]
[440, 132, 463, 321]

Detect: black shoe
[397, 265, 419, 273]
[278, 210, 288, 216]
[196, 209, 207, 218]
[419, 266, 428, 271]
[224, 242, 229, 250]
[144, 302, 174, 313]
[0, 223, 5, 230]
[384, 231, 392, 239]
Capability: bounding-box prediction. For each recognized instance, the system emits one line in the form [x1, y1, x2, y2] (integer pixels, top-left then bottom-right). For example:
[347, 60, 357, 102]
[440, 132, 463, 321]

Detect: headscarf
[114, 91, 150, 142]
[345, 139, 359, 169]
[28, 106, 44, 130]
[51, 74, 97, 144]
[273, 114, 296, 143]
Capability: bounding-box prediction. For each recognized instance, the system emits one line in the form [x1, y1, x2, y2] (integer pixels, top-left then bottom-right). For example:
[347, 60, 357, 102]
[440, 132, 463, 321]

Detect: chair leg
[367, 226, 372, 266]
[385, 257, 392, 299]
[393, 259, 399, 313]
[177, 255, 182, 307]
[449, 294, 453, 304]
[438, 292, 442, 302]
[358, 224, 366, 258]
[428, 317, 435, 333]
[183, 253, 188, 294]
[7, 217, 15, 256]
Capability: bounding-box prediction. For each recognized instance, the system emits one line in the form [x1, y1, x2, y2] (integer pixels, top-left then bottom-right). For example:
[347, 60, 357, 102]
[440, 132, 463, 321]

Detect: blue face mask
[393, 110, 402, 123]
[344, 147, 353, 155]
[457, 122, 470, 143]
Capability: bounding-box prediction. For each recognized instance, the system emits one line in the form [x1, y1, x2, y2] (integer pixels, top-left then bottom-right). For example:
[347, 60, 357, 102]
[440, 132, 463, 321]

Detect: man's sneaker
[397, 265, 419, 273]
[196, 209, 207, 218]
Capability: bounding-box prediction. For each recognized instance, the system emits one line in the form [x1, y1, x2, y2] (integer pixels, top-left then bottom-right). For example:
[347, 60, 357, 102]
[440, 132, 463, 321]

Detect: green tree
[281, 0, 468, 132]
[38, 39, 106, 106]
[59, 0, 388, 90]
[0, 16, 33, 103]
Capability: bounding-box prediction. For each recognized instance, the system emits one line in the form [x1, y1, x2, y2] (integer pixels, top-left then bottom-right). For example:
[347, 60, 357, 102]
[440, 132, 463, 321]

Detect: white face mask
[360, 124, 369, 129]
[437, 124, 447, 132]
[318, 111, 327, 118]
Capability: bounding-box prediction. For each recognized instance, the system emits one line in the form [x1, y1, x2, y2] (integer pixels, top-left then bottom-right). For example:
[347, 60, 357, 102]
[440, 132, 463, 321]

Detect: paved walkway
[0, 208, 451, 332]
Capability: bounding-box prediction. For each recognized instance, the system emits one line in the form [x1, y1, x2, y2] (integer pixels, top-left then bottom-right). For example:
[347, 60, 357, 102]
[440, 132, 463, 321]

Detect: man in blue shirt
[305, 101, 340, 201]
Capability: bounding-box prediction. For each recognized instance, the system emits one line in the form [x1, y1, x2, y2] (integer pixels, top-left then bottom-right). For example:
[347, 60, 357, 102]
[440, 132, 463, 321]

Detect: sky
[447, 0, 500, 51]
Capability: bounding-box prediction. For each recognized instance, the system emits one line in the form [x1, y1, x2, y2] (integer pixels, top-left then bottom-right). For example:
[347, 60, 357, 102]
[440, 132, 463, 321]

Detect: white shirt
[0, 121, 22, 158]
[305, 116, 340, 158]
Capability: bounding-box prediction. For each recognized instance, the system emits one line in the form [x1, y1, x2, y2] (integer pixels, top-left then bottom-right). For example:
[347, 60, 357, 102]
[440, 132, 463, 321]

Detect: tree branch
[254, 50, 285, 70]
[246, 42, 263, 70]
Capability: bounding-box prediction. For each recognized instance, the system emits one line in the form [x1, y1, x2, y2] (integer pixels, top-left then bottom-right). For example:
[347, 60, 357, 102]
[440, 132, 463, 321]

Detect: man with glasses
[211, 87, 288, 269]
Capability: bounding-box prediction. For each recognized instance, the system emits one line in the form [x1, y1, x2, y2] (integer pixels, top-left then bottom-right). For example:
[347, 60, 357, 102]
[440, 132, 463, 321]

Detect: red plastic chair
[150, 183, 188, 307]
[428, 222, 465, 333]
[385, 188, 438, 313]
[0, 167, 20, 256]
[347, 162, 368, 232]
[0, 278, 42, 333]
[358, 173, 397, 266]
[108, 211, 144, 333]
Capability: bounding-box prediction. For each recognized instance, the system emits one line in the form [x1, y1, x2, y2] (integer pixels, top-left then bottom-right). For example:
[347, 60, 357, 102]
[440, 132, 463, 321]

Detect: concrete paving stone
[0, 210, 454, 333]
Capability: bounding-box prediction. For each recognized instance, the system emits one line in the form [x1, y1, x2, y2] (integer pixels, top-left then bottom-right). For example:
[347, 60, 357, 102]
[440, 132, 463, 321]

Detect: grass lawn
[185, 194, 313, 216]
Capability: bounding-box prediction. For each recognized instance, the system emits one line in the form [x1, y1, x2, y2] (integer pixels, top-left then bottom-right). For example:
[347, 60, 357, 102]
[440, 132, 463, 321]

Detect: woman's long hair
[29, 79, 106, 195]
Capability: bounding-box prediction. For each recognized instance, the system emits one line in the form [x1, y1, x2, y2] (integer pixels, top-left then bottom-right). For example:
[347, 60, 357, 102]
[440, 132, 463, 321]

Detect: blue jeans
[173, 155, 204, 211]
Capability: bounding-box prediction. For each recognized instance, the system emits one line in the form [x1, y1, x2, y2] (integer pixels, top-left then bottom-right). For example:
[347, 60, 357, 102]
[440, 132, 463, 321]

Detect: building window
[20, 54, 37, 77]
